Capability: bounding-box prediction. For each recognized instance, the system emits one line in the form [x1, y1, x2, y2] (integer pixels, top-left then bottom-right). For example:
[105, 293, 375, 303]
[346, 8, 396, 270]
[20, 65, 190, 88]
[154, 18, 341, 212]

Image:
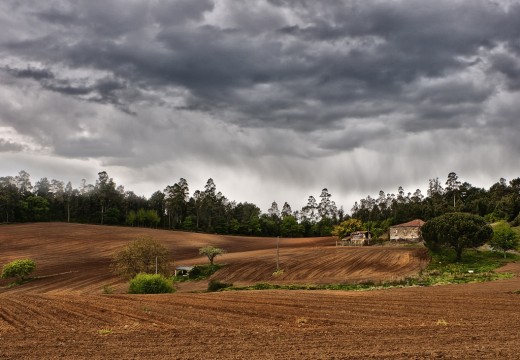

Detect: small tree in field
[199, 246, 226, 265]
[1, 259, 36, 282]
[113, 237, 172, 279]
[490, 222, 519, 258]
[422, 212, 493, 261]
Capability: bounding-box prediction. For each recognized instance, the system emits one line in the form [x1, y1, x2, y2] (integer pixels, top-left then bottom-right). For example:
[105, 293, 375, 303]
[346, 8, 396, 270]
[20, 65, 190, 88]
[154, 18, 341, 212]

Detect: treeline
[351, 172, 520, 237]
[2, 170, 519, 238]
[0, 170, 345, 237]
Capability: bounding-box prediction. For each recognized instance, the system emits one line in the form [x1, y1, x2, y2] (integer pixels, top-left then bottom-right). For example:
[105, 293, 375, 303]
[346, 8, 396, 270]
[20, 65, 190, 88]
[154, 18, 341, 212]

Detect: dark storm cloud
[1, 0, 520, 210]
[5, 66, 54, 80]
[1, 65, 134, 113]
[2, 0, 519, 137]
[0, 139, 25, 152]
[490, 52, 520, 90]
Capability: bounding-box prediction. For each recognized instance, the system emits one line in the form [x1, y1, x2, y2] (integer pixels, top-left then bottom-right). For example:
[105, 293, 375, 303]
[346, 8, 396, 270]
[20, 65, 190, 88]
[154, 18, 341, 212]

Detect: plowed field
[1, 223, 520, 359]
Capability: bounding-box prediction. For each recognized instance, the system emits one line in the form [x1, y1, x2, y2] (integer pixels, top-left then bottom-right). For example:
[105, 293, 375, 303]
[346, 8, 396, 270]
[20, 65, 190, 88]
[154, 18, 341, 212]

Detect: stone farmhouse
[389, 219, 425, 243]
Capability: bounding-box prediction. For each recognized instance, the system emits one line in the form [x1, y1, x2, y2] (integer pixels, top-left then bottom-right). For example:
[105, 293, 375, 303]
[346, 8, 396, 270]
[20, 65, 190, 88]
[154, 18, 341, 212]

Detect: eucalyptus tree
[149, 190, 166, 227]
[318, 188, 332, 220]
[445, 172, 461, 209]
[15, 170, 32, 196]
[49, 179, 65, 221]
[34, 177, 52, 199]
[0, 176, 19, 222]
[301, 196, 318, 224]
[95, 171, 123, 225]
[203, 178, 217, 231]
[164, 178, 189, 229]
[281, 202, 292, 218]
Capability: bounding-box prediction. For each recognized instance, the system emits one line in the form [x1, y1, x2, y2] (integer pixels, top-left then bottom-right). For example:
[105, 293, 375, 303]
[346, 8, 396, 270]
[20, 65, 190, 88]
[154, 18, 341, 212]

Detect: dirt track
[1, 223, 520, 359]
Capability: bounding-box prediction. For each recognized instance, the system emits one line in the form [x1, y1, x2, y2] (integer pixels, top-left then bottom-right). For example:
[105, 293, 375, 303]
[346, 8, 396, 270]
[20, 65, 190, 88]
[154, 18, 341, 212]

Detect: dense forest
[0, 170, 343, 237]
[1, 170, 519, 238]
[351, 173, 520, 237]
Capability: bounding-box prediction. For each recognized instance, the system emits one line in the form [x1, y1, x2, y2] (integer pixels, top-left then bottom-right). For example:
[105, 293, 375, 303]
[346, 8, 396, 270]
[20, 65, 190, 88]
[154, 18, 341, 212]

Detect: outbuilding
[175, 266, 194, 277]
[340, 231, 372, 246]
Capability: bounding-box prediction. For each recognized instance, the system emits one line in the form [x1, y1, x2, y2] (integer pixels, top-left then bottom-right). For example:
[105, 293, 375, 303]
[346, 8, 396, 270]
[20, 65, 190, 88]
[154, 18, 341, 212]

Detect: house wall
[389, 226, 422, 241]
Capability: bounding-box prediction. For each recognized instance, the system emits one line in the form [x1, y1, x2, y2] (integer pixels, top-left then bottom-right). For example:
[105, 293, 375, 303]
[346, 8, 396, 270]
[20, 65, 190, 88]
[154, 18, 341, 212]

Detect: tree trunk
[456, 247, 463, 262]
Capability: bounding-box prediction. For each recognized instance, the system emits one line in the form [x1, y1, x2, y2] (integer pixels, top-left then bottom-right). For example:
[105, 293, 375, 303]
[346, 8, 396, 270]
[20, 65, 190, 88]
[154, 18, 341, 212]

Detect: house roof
[175, 266, 194, 271]
[391, 219, 425, 228]
[351, 231, 372, 235]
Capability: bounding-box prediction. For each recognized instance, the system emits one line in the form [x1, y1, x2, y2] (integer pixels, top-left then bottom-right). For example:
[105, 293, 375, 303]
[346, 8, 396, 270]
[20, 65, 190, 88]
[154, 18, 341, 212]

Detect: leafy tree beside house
[421, 212, 493, 261]
[490, 221, 519, 258]
[331, 218, 363, 239]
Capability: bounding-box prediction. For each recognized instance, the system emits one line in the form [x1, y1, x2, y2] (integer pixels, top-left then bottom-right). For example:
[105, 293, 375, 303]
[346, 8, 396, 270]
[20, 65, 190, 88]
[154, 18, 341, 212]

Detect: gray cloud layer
[1, 0, 520, 210]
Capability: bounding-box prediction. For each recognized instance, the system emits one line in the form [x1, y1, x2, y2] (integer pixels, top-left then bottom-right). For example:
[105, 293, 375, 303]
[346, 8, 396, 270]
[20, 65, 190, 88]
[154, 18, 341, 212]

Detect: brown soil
[1, 223, 520, 359]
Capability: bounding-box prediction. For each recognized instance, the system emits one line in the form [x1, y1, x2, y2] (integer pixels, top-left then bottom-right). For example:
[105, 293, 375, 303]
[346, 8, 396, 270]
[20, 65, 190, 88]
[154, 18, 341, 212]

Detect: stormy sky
[1, 0, 520, 212]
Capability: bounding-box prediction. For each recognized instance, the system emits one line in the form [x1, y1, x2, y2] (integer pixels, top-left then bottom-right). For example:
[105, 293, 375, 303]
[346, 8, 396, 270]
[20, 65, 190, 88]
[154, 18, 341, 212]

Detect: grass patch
[272, 268, 284, 277]
[102, 284, 114, 294]
[98, 328, 113, 335]
[418, 248, 519, 286]
[435, 319, 448, 326]
[4, 278, 33, 288]
[296, 317, 308, 327]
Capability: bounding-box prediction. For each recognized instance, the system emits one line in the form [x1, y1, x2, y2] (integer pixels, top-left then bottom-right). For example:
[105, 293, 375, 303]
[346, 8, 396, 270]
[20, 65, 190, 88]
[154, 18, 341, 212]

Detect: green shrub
[187, 264, 223, 280]
[128, 273, 174, 294]
[490, 221, 519, 258]
[207, 279, 233, 292]
[1, 259, 36, 282]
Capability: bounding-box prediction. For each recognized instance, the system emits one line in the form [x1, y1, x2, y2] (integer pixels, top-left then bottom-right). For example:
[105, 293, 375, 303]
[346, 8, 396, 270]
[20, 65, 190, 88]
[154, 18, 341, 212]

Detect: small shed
[340, 231, 372, 246]
[389, 219, 425, 243]
[175, 266, 194, 277]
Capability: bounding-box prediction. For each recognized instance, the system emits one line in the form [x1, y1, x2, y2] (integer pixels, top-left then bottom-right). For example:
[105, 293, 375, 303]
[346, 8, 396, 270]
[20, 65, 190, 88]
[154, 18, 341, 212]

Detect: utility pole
[276, 236, 280, 271]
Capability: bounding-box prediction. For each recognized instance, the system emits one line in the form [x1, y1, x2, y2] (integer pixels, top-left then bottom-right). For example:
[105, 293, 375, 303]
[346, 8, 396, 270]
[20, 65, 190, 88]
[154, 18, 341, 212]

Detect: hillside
[0, 223, 427, 294]
[2, 223, 520, 359]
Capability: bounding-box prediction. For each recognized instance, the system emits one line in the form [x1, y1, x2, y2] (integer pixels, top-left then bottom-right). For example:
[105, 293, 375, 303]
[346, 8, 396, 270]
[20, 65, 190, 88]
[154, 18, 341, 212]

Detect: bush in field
[113, 236, 172, 279]
[128, 273, 174, 294]
[207, 279, 233, 292]
[1, 259, 36, 282]
[187, 264, 223, 280]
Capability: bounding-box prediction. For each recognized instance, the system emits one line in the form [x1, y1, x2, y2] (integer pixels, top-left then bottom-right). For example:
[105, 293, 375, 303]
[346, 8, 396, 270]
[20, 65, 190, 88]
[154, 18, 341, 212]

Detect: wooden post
[276, 236, 280, 271]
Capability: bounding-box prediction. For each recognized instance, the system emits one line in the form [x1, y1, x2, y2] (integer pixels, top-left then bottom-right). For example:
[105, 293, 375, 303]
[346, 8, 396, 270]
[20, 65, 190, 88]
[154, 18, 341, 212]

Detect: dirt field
[1, 223, 520, 359]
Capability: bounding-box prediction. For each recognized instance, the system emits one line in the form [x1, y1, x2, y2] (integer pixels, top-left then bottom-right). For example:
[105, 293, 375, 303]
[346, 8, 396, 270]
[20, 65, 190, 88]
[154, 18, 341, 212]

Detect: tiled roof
[391, 219, 425, 228]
